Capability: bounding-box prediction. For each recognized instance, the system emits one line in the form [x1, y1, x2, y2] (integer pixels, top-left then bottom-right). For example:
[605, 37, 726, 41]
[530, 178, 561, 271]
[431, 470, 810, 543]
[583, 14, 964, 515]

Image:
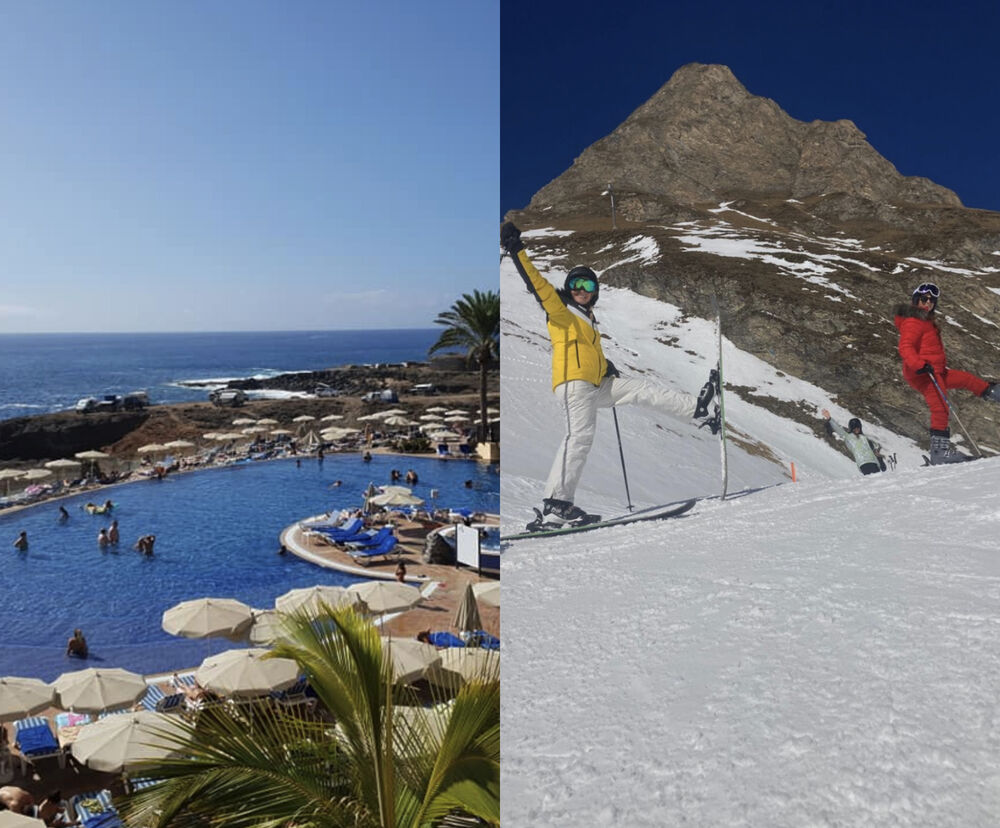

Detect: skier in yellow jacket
[502, 221, 696, 527]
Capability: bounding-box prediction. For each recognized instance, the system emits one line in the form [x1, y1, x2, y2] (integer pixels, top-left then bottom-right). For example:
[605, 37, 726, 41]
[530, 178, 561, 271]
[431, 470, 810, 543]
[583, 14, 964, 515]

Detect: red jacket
[894, 304, 946, 380]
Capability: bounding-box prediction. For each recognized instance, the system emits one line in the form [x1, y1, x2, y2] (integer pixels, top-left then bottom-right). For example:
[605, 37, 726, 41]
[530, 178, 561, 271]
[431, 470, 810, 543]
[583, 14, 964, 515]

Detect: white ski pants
[544, 376, 695, 503]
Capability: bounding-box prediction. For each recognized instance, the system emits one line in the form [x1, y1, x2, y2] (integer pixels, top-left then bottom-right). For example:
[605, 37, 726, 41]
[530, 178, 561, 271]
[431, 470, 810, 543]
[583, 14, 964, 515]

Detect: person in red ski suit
[894, 281, 1000, 464]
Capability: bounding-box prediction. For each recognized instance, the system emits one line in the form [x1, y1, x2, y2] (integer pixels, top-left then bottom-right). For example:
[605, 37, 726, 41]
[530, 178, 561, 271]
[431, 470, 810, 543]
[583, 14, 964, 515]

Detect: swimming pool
[0, 454, 498, 680]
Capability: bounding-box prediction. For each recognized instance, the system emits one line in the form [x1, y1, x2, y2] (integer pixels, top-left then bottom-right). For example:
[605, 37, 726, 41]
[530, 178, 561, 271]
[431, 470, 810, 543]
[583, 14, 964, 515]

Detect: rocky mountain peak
[527, 62, 960, 215]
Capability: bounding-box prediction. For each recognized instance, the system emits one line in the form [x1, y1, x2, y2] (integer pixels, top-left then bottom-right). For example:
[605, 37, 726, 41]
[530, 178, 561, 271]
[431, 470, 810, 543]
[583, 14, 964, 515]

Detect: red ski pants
[905, 369, 988, 431]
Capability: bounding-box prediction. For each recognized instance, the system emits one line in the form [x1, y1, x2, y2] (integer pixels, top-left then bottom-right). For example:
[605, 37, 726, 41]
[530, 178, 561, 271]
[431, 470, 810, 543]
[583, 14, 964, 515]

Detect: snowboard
[502, 498, 697, 542]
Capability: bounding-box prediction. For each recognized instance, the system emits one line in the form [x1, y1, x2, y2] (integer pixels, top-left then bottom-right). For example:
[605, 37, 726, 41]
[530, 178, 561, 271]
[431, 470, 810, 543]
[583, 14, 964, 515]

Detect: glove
[916, 362, 934, 375]
[604, 360, 620, 378]
[500, 221, 524, 254]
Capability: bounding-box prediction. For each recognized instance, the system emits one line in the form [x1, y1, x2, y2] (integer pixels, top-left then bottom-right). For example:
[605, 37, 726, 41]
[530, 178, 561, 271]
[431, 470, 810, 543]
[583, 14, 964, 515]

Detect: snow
[500, 252, 1000, 827]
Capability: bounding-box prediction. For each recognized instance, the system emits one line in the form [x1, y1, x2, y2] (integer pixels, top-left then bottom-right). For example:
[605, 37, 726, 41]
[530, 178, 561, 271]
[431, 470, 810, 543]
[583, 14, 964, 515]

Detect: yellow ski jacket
[512, 248, 607, 389]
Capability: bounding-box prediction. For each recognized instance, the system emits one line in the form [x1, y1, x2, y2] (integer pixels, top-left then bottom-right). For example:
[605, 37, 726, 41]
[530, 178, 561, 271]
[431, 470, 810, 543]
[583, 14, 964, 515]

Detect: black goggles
[914, 282, 940, 299]
[568, 277, 597, 292]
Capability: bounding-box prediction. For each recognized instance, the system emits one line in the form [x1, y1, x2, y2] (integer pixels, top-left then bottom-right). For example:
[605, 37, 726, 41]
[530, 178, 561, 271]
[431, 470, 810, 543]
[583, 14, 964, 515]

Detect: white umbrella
[348, 581, 423, 614]
[453, 584, 482, 634]
[232, 418, 257, 426]
[195, 648, 298, 697]
[275, 585, 362, 616]
[75, 450, 110, 460]
[0, 469, 24, 496]
[202, 432, 222, 440]
[20, 469, 52, 481]
[163, 439, 195, 450]
[241, 426, 268, 435]
[472, 582, 500, 607]
[247, 609, 284, 646]
[436, 647, 500, 684]
[320, 414, 344, 422]
[369, 491, 424, 507]
[215, 432, 247, 441]
[381, 638, 441, 684]
[444, 415, 469, 423]
[256, 418, 279, 425]
[44, 458, 81, 470]
[293, 415, 316, 423]
[430, 430, 461, 441]
[137, 444, 167, 455]
[444, 409, 468, 416]
[383, 416, 416, 427]
[419, 414, 444, 421]
[71, 711, 190, 772]
[162, 598, 254, 639]
[382, 409, 409, 416]
[379, 485, 413, 495]
[54, 667, 147, 713]
[270, 429, 293, 436]
[426, 406, 448, 413]
[0, 676, 55, 720]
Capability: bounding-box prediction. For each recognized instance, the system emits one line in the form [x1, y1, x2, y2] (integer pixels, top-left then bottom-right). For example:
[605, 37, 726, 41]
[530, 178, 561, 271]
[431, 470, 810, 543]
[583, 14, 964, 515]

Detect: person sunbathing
[0, 785, 35, 815]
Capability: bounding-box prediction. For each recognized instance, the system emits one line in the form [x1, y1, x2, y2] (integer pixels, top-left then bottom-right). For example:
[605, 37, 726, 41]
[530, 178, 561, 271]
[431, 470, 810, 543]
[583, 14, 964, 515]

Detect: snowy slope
[500, 240, 1000, 827]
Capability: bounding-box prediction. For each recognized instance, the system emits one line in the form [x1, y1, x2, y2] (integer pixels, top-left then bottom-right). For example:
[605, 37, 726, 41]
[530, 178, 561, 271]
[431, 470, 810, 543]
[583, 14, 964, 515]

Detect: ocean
[0, 329, 442, 421]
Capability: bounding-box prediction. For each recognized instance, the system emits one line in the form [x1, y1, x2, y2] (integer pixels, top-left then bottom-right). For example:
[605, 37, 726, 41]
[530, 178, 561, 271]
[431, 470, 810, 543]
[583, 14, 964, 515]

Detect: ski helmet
[563, 266, 599, 307]
[912, 282, 940, 308]
[848, 418, 862, 432]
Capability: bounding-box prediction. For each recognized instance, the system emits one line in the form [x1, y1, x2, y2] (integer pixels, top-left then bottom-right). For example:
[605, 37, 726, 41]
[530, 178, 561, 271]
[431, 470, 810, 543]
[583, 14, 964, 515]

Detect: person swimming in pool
[66, 629, 88, 658]
[108, 519, 119, 545]
[12, 531, 27, 551]
[97, 528, 110, 547]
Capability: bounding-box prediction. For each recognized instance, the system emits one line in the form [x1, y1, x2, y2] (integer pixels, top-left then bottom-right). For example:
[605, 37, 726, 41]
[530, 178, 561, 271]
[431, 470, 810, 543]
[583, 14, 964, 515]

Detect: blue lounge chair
[312, 517, 364, 539]
[327, 526, 381, 545]
[140, 683, 185, 714]
[467, 630, 500, 650]
[437, 443, 451, 456]
[344, 526, 394, 549]
[71, 790, 124, 828]
[14, 716, 64, 768]
[348, 535, 399, 564]
[459, 444, 472, 456]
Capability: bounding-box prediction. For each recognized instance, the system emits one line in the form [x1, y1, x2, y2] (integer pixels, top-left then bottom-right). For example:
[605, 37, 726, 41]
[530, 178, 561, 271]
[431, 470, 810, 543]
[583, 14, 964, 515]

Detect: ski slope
[500, 243, 1000, 826]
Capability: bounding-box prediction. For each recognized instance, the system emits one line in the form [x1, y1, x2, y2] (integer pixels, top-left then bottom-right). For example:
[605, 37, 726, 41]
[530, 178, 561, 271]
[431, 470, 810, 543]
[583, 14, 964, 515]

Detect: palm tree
[119, 606, 500, 828]
[428, 290, 500, 443]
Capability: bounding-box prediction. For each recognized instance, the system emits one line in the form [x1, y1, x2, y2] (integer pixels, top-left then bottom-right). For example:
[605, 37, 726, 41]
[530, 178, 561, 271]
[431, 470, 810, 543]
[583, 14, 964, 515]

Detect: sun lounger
[71, 789, 124, 828]
[467, 630, 500, 650]
[313, 518, 366, 540]
[348, 535, 399, 564]
[14, 716, 65, 769]
[437, 443, 451, 456]
[344, 526, 394, 550]
[270, 677, 313, 708]
[427, 631, 466, 648]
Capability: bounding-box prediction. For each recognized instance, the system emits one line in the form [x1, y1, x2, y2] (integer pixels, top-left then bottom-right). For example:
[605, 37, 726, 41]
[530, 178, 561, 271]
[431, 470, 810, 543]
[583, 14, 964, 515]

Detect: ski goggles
[568, 277, 597, 292]
[913, 282, 940, 300]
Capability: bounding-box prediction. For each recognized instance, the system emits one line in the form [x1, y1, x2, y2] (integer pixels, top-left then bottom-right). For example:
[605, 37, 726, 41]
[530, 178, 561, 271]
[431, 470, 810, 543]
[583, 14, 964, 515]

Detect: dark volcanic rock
[0, 411, 149, 462]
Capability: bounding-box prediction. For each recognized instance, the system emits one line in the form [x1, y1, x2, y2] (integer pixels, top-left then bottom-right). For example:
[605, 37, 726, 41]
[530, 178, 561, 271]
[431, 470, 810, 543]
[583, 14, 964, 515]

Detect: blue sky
[501, 0, 1000, 216]
[0, 1, 498, 333]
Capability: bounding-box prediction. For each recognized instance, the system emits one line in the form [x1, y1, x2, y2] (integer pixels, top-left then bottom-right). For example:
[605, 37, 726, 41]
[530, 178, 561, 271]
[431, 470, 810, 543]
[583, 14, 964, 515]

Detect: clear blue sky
[0, 1, 498, 333]
[501, 0, 1000, 217]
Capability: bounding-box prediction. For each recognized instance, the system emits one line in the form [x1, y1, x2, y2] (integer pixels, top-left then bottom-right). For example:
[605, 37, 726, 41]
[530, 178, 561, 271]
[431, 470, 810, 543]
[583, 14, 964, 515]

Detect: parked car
[408, 383, 438, 396]
[362, 389, 398, 403]
[123, 391, 149, 410]
[314, 383, 341, 397]
[95, 394, 124, 412]
[210, 388, 247, 407]
[75, 397, 99, 413]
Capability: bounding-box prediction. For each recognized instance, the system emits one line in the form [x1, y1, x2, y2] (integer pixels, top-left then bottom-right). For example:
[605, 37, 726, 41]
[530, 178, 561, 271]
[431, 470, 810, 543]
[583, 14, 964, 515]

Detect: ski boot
[981, 382, 1000, 402]
[525, 498, 601, 532]
[929, 429, 973, 465]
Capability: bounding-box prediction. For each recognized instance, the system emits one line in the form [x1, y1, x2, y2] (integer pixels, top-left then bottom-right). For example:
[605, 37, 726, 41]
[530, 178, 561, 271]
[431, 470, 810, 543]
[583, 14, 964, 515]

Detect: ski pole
[928, 372, 982, 457]
[611, 406, 634, 512]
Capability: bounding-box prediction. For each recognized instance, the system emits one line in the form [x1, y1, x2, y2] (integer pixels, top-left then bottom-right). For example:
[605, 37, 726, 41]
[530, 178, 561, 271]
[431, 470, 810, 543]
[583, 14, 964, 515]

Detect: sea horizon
[0, 328, 447, 421]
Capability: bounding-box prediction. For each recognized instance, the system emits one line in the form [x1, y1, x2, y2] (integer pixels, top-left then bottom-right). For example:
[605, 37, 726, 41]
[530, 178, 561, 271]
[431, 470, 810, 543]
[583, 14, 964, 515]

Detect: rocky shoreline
[0, 362, 498, 465]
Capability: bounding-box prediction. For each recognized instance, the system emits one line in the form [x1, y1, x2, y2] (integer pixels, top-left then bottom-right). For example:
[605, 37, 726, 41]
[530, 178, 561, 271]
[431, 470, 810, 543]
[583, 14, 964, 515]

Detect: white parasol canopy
[137, 444, 167, 454]
[436, 647, 500, 684]
[195, 648, 299, 697]
[320, 414, 345, 422]
[162, 598, 254, 639]
[381, 637, 441, 684]
[472, 581, 500, 607]
[275, 585, 363, 616]
[53, 667, 147, 713]
[293, 415, 316, 423]
[347, 581, 423, 614]
[71, 710, 190, 772]
[163, 439, 195, 450]
[0, 676, 55, 720]
[75, 450, 110, 460]
[44, 458, 81, 470]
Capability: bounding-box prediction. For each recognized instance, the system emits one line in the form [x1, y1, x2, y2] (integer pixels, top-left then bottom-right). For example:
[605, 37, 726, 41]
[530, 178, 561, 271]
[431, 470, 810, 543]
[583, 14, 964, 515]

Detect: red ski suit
[894, 304, 988, 431]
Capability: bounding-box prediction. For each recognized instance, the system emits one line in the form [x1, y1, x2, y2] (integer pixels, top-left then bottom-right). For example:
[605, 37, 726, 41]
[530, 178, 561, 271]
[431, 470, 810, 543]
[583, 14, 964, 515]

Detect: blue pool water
[0, 454, 498, 680]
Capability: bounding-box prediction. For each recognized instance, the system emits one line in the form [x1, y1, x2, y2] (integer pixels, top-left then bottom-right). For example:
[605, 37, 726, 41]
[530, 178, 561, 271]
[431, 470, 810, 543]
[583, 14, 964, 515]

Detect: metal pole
[928, 372, 982, 457]
[611, 406, 633, 512]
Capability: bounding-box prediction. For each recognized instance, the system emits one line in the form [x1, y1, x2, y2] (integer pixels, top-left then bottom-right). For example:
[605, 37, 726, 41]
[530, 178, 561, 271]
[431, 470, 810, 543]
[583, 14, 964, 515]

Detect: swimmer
[108, 519, 119, 544]
[58, 505, 69, 522]
[66, 628, 88, 658]
[12, 531, 27, 551]
[97, 528, 110, 547]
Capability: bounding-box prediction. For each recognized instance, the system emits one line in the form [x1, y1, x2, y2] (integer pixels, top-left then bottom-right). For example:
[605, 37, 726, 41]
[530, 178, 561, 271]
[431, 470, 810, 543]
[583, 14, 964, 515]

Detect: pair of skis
[508, 295, 730, 542]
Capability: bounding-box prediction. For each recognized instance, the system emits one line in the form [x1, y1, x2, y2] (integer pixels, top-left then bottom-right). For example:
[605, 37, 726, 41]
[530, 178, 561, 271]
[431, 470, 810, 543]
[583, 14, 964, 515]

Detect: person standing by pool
[12, 531, 27, 551]
[66, 629, 88, 658]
